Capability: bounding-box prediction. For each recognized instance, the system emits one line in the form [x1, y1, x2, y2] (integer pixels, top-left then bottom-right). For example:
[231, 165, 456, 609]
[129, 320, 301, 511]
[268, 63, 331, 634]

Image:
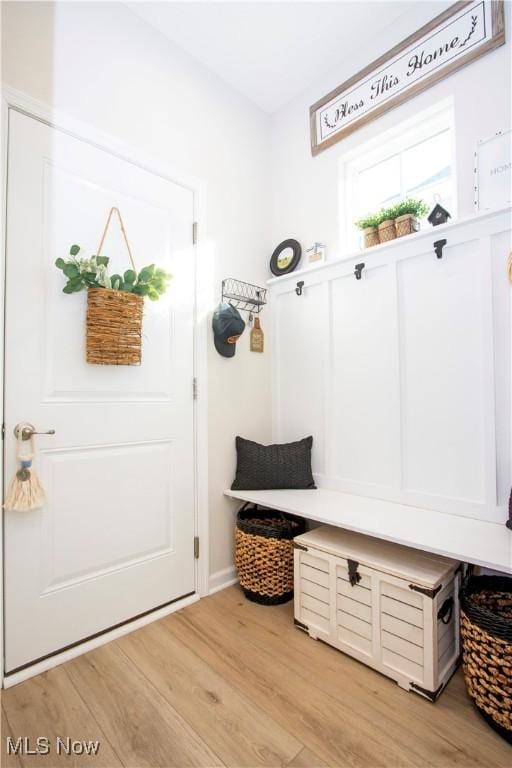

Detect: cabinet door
[273, 280, 328, 476]
[329, 263, 399, 491]
[397, 236, 495, 518]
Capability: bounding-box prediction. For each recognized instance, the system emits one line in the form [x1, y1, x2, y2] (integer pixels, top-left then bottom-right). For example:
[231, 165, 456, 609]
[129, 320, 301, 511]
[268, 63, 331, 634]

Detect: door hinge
[194, 536, 200, 559]
[1, 423, 5, 440]
[193, 377, 198, 400]
[192, 222, 198, 245]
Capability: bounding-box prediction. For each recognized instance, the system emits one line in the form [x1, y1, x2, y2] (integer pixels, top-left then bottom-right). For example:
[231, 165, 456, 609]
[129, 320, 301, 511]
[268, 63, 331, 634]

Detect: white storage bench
[294, 525, 461, 701]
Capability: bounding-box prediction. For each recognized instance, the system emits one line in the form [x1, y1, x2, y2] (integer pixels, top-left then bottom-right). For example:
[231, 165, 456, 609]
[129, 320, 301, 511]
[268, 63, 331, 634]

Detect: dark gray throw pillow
[231, 436, 316, 490]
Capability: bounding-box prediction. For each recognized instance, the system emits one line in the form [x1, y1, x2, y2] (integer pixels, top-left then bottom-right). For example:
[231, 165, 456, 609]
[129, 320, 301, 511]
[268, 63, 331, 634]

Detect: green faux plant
[355, 198, 428, 230]
[378, 207, 398, 224]
[355, 213, 381, 230]
[388, 198, 429, 219]
[55, 245, 172, 301]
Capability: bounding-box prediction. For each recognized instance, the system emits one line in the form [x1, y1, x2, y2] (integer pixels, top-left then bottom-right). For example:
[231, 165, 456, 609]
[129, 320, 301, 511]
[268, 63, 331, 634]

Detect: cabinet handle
[437, 596, 454, 624]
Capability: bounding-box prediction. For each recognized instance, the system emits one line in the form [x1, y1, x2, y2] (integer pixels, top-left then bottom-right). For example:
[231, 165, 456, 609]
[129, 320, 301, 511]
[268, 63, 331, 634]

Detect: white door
[4, 110, 196, 672]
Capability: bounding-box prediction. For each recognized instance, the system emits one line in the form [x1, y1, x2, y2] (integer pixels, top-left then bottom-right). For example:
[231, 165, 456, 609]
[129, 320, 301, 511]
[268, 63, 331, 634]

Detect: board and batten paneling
[270, 209, 511, 524]
[397, 237, 488, 507]
[273, 278, 328, 475]
[330, 263, 399, 491]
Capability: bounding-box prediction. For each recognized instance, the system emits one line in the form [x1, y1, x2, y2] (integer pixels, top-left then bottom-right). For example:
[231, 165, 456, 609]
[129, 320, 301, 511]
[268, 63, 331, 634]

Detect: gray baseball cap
[212, 303, 246, 357]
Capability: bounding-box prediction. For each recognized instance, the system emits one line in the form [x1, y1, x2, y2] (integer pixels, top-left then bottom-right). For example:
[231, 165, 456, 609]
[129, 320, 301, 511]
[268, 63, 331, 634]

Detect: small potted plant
[393, 198, 428, 237]
[355, 213, 381, 249]
[377, 206, 397, 243]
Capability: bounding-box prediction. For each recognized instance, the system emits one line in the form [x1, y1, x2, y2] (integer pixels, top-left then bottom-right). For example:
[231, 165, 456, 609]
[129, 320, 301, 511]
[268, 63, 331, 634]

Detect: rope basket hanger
[96, 206, 137, 272]
[86, 207, 143, 366]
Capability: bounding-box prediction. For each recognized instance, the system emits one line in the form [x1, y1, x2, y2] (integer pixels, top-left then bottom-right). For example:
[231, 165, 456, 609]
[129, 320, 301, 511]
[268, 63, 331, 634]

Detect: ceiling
[127, 1, 425, 113]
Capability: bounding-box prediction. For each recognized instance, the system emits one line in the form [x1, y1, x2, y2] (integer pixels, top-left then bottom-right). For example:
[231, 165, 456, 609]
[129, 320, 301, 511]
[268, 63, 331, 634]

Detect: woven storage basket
[395, 214, 420, 238]
[461, 576, 512, 743]
[86, 288, 143, 365]
[363, 227, 380, 248]
[235, 504, 306, 605]
[378, 219, 397, 243]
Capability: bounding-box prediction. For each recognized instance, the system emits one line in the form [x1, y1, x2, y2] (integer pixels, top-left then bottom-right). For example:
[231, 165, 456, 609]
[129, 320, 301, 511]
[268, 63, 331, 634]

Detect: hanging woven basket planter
[55, 206, 172, 367]
[86, 207, 143, 366]
[460, 575, 512, 743]
[86, 287, 143, 365]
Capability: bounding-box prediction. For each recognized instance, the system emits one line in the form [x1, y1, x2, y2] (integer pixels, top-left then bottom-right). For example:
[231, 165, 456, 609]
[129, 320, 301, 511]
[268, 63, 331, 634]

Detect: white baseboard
[209, 565, 238, 595]
[3, 593, 199, 688]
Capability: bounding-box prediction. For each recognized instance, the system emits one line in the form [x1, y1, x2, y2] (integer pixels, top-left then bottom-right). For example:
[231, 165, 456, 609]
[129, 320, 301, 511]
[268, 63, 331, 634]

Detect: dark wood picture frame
[310, 1, 505, 156]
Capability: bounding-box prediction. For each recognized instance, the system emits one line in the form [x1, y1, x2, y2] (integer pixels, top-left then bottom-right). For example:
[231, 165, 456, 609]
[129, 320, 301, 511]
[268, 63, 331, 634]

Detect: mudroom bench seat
[225, 488, 512, 574]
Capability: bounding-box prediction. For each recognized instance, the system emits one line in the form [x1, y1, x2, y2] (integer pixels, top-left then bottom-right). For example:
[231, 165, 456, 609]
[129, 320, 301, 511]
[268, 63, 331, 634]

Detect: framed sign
[474, 130, 512, 211]
[310, 1, 505, 156]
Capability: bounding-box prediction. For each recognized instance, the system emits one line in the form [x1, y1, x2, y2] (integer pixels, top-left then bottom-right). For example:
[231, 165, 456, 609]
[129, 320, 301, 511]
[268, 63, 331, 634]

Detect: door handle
[14, 422, 56, 441]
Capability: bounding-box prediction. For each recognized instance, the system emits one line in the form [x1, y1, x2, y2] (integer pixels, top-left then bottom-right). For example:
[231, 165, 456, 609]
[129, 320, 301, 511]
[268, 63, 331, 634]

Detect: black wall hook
[434, 239, 447, 259]
[295, 280, 305, 296]
[354, 263, 365, 280]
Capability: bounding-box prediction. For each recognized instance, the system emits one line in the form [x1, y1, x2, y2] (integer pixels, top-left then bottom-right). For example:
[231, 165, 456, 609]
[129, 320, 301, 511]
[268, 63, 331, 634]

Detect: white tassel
[4, 468, 46, 511]
[4, 434, 47, 512]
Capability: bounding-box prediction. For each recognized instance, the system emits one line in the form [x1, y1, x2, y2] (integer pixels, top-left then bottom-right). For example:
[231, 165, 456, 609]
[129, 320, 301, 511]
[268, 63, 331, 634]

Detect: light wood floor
[2, 585, 510, 768]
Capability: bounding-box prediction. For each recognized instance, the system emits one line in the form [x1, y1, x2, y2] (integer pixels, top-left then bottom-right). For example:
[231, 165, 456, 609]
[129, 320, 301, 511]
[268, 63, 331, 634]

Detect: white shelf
[266, 206, 512, 286]
[225, 488, 512, 574]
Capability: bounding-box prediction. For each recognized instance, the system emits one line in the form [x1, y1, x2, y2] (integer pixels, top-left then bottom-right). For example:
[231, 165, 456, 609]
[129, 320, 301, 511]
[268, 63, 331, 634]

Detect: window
[340, 101, 456, 252]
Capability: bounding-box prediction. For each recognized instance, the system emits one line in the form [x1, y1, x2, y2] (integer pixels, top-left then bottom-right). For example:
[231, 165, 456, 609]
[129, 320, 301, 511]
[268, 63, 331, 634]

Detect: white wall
[2, 1, 273, 582]
[270, 2, 511, 258]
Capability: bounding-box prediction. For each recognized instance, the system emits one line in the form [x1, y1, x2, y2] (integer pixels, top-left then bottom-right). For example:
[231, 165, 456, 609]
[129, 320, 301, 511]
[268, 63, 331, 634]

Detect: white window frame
[339, 98, 457, 254]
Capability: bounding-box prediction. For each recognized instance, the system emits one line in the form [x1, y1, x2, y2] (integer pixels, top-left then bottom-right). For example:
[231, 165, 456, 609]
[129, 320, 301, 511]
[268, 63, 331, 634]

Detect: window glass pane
[342, 106, 455, 253]
[355, 154, 401, 218]
[403, 130, 452, 215]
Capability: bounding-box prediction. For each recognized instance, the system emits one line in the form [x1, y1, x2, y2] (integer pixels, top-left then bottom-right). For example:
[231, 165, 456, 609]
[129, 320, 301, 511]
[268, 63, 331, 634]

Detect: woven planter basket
[378, 219, 397, 243]
[461, 576, 512, 743]
[363, 227, 380, 248]
[85, 207, 144, 366]
[395, 214, 420, 238]
[86, 288, 143, 365]
[235, 504, 306, 605]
